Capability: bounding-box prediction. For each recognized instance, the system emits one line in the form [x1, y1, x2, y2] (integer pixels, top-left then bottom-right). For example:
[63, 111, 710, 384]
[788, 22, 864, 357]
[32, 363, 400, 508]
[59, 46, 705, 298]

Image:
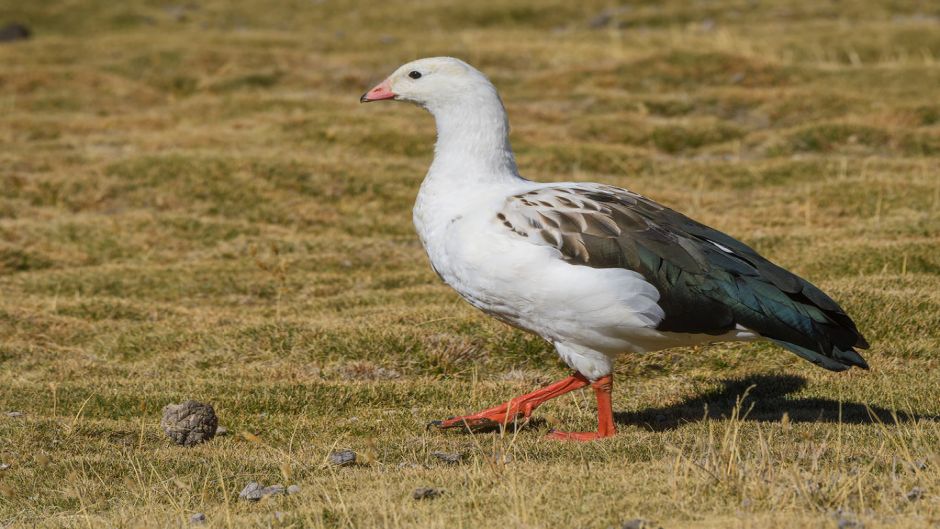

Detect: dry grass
[2, 1, 940, 527]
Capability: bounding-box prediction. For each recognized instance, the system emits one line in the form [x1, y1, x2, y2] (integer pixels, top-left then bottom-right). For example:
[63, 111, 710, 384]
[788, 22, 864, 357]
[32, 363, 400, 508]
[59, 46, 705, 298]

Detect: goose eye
[408, 71, 422, 80]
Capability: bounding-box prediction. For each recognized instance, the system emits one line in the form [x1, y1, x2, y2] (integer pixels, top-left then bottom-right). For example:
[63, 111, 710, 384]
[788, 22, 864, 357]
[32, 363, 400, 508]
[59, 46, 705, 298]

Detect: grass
[1, 0, 940, 527]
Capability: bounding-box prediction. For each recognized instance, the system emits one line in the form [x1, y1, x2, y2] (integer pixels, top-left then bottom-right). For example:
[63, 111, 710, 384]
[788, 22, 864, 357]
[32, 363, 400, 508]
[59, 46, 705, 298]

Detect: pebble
[215, 426, 229, 436]
[0, 463, 9, 471]
[430, 451, 462, 464]
[412, 487, 444, 500]
[261, 484, 286, 496]
[0, 24, 30, 43]
[907, 487, 924, 501]
[5, 411, 23, 418]
[239, 482, 264, 501]
[160, 401, 218, 447]
[239, 481, 293, 501]
[328, 449, 357, 466]
[189, 513, 206, 524]
[837, 518, 861, 529]
[619, 519, 660, 529]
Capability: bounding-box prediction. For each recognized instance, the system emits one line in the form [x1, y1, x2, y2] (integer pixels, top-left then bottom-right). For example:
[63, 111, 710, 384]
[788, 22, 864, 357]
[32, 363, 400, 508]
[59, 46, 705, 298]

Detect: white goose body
[361, 57, 868, 440]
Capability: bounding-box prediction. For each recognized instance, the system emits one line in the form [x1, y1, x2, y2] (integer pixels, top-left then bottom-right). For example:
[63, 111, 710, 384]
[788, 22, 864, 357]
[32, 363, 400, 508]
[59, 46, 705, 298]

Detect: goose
[360, 57, 869, 441]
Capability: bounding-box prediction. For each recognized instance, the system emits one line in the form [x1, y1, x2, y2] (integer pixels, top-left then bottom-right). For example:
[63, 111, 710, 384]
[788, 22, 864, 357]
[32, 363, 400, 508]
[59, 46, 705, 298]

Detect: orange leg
[432, 372, 590, 432]
[545, 374, 616, 442]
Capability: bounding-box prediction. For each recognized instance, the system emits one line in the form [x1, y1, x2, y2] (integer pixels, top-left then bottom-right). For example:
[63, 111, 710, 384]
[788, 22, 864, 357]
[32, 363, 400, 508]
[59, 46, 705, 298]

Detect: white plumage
[361, 57, 867, 440]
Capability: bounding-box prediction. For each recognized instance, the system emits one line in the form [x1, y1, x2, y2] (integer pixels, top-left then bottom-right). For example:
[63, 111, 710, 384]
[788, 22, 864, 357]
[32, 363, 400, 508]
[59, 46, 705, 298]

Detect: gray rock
[907, 487, 924, 501]
[189, 513, 206, 524]
[239, 481, 290, 501]
[261, 484, 286, 497]
[0, 463, 9, 471]
[431, 451, 462, 464]
[620, 520, 660, 529]
[239, 481, 264, 501]
[161, 401, 218, 447]
[0, 24, 31, 43]
[837, 518, 862, 529]
[215, 426, 229, 436]
[412, 487, 444, 500]
[588, 9, 613, 29]
[286, 484, 301, 495]
[5, 411, 23, 418]
[328, 449, 356, 466]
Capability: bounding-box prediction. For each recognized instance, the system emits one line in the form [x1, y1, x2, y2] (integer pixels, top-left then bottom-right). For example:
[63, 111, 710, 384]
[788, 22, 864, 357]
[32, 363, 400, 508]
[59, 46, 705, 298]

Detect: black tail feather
[771, 339, 869, 372]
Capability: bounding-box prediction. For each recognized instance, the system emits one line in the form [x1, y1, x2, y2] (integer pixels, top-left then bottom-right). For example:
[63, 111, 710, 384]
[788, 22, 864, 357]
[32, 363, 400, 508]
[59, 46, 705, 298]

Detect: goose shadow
[614, 374, 940, 432]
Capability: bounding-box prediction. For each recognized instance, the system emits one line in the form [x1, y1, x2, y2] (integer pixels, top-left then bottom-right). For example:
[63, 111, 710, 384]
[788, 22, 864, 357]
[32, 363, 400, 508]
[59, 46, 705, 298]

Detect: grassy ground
[2, 1, 940, 527]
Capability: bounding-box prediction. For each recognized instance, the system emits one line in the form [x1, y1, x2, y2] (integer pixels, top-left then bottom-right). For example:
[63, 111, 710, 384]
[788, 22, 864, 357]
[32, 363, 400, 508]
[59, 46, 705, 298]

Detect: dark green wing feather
[505, 184, 869, 371]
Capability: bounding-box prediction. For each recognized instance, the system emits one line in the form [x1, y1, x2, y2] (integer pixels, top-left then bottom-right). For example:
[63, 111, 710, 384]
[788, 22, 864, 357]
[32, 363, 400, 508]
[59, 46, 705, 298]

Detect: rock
[239, 481, 264, 501]
[286, 484, 301, 495]
[239, 481, 290, 501]
[5, 411, 23, 418]
[837, 518, 861, 529]
[620, 520, 660, 529]
[907, 487, 924, 501]
[0, 463, 9, 471]
[328, 449, 356, 466]
[189, 513, 206, 524]
[215, 426, 229, 436]
[261, 484, 286, 497]
[430, 451, 462, 464]
[161, 400, 218, 447]
[0, 24, 30, 43]
[412, 487, 444, 500]
[588, 9, 614, 29]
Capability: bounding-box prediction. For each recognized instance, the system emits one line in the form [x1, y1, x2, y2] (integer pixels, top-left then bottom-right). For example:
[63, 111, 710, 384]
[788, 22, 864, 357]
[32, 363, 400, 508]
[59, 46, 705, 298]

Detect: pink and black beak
[360, 79, 396, 103]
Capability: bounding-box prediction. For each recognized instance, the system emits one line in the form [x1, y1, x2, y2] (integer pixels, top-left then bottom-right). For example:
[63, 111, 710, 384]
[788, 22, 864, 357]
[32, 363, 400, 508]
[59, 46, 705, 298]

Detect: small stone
[0, 463, 9, 471]
[239, 481, 290, 501]
[588, 10, 613, 29]
[0, 24, 31, 43]
[430, 451, 462, 464]
[261, 484, 286, 496]
[286, 484, 301, 495]
[328, 449, 356, 466]
[907, 487, 924, 501]
[161, 400, 218, 447]
[5, 411, 23, 418]
[412, 487, 444, 500]
[189, 513, 206, 524]
[239, 481, 264, 502]
[215, 426, 229, 436]
[621, 520, 659, 529]
[837, 518, 861, 529]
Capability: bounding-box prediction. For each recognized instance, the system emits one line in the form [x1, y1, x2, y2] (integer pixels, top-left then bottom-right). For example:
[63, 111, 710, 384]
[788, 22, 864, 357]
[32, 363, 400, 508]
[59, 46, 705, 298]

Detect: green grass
[2, 1, 940, 527]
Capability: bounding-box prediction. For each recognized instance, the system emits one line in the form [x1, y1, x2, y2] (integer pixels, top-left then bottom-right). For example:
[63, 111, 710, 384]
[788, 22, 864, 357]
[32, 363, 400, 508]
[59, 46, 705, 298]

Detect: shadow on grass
[615, 374, 940, 432]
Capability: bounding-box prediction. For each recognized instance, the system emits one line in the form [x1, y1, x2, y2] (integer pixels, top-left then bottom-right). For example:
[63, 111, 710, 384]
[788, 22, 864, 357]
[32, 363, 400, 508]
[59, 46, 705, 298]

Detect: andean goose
[361, 57, 869, 441]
